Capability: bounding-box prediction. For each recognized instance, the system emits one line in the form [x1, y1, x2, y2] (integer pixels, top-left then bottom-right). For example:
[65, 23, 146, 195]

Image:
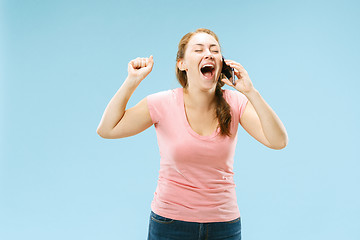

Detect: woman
[97, 28, 288, 240]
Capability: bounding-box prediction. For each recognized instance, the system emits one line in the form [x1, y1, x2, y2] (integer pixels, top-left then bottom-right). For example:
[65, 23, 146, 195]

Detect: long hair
[175, 28, 232, 137]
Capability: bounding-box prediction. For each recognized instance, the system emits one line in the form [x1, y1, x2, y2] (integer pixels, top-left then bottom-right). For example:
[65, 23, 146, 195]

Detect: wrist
[123, 77, 140, 93]
[243, 87, 259, 99]
[124, 76, 141, 88]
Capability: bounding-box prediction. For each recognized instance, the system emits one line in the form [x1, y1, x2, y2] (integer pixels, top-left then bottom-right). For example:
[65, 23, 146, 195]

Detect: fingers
[224, 59, 247, 73]
[129, 58, 145, 69]
[221, 78, 233, 87]
[224, 59, 248, 80]
[129, 56, 154, 69]
[129, 59, 137, 69]
[140, 58, 146, 68]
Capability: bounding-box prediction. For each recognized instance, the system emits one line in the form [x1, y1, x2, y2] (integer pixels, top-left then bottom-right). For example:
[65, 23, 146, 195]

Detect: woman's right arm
[96, 56, 154, 139]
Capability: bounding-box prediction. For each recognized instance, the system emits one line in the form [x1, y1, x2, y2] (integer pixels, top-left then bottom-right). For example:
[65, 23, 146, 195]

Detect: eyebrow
[193, 44, 219, 48]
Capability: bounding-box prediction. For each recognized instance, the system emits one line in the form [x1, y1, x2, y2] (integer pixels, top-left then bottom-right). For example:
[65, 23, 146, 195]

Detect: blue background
[1, 0, 359, 239]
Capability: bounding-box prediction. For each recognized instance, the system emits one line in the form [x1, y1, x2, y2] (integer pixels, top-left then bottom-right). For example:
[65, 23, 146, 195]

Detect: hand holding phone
[221, 56, 235, 85]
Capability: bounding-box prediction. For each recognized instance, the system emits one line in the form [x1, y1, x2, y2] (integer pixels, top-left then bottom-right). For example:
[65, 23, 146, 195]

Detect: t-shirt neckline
[178, 88, 220, 140]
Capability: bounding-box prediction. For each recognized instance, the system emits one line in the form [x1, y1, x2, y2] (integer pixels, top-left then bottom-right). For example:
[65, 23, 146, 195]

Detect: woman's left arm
[222, 59, 288, 150]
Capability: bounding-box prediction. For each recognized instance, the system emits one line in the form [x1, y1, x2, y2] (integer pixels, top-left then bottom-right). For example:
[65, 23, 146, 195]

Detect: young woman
[97, 28, 288, 240]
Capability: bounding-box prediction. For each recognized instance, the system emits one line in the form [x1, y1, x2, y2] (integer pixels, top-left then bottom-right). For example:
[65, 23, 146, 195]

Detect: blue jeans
[147, 211, 241, 240]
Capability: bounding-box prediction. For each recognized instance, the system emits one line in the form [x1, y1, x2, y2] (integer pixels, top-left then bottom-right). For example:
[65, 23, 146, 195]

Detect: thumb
[147, 55, 154, 69]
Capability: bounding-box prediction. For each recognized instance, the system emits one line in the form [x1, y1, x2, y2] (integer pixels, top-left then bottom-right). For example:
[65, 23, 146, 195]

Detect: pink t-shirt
[147, 87, 248, 223]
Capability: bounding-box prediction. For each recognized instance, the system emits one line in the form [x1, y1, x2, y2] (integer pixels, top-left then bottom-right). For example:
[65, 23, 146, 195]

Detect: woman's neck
[183, 87, 216, 111]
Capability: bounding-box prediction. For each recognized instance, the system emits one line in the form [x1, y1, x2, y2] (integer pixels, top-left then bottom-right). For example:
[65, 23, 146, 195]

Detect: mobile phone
[222, 56, 235, 85]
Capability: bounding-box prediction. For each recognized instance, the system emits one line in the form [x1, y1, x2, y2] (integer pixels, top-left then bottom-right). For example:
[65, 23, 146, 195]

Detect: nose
[204, 49, 214, 59]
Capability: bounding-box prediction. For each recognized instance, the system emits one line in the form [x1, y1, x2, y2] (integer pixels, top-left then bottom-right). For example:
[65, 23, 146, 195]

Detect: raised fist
[127, 55, 154, 83]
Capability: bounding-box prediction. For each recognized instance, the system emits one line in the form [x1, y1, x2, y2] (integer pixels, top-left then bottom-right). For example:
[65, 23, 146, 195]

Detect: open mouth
[200, 65, 215, 79]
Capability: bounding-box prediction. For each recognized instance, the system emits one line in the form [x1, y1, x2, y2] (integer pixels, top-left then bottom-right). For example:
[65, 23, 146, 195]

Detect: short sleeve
[224, 89, 249, 121]
[146, 90, 173, 125]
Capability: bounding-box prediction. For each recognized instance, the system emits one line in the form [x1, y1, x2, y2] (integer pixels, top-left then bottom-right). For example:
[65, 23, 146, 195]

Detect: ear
[177, 59, 187, 71]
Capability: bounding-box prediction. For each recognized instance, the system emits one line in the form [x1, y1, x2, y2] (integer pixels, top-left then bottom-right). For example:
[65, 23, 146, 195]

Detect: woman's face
[179, 33, 223, 91]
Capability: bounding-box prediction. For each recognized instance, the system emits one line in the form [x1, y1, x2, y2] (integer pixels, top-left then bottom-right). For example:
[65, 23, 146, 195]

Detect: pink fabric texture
[146, 88, 248, 223]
